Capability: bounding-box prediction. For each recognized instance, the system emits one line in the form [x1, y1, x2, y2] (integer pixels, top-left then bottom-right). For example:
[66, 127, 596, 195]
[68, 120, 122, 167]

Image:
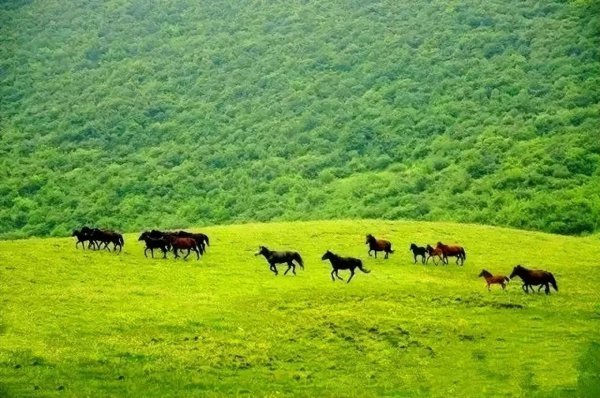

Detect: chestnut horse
[321, 251, 370, 283]
[426, 244, 443, 265]
[366, 234, 394, 259]
[162, 235, 200, 260]
[478, 270, 510, 291]
[509, 265, 558, 295]
[436, 242, 466, 265]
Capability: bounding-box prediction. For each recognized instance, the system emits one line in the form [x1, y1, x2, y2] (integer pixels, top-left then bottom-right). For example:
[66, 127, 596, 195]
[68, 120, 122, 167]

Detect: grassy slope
[1, 220, 599, 397]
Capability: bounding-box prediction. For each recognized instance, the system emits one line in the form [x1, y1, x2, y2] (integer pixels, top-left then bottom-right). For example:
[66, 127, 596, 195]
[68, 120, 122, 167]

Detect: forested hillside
[1, 0, 599, 238]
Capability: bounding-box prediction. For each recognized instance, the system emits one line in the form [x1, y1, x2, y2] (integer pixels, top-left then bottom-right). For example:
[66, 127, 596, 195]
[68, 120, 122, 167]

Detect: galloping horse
[72, 229, 95, 250]
[321, 250, 370, 283]
[426, 244, 443, 265]
[436, 242, 466, 265]
[509, 265, 558, 295]
[366, 234, 394, 259]
[255, 246, 304, 276]
[410, 244, 427, 264]
[478, 270, 510, 291]
[138, 231, 171, 259]
[92, 229, 124, 253]
[164, 235, 200, 260]
[174, 231, 209, 254]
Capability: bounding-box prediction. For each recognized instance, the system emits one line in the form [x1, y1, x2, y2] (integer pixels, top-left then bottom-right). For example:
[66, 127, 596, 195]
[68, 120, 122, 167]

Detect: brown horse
[436, 242, 466, 265]
[478, 270, 510, 291]
[163, 235, 200, 260]
[425, 244, 443, 265]
[366, 234, 394, 259]
[509, 265, 558, 295]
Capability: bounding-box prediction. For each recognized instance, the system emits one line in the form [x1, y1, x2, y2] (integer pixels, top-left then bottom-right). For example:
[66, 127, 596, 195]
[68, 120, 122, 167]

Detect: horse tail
[294, 253, 304, 269]
[548, 273, 558, 291]
[461, 248, 466, 260]
[388, 243, 394, 253]
[504, 276, 510, 283]
[118, 234, 124, 246]
[205, 235, 210, 246]
[358, 261, 371, 274]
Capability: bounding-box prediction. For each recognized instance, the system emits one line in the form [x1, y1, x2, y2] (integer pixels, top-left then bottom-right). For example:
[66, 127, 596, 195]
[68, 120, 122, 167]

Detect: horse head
[321, 250, 333, 261]
[410, 243, 416, 251]
[478, 270, 490, 278]
[255, 246, 268, 256]
[365, 234, 374, 244]
[510, 265, 525, 279]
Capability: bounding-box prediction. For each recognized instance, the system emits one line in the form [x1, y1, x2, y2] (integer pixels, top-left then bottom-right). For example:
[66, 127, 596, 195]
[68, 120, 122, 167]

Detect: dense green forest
[1, 0, 599, 238]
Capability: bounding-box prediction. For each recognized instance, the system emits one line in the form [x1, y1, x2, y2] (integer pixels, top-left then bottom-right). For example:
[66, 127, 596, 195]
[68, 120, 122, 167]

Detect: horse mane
[480, 270, 492, 278]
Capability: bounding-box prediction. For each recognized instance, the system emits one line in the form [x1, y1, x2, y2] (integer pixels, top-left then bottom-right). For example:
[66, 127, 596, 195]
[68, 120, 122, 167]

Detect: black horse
[138, 231, 171, 259]
[321, 250, 370, 283]
[255, 246, 304, 276]
[72, 228, 95, 250]
[509, 265, 558, 295]
[410, 243, 427, 264]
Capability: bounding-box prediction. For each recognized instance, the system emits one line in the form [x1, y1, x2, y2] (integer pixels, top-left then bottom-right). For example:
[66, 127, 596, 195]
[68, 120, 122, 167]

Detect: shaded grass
[0, 220, 599, 397]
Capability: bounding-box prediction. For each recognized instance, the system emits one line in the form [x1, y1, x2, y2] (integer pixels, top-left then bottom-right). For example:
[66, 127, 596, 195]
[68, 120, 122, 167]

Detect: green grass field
[1, 220, 599, 397]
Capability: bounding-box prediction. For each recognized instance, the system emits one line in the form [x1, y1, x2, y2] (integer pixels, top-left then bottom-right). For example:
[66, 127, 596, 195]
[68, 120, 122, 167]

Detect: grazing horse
[426, 244, 443, 265]
[410, 244, 427, 264]
[478, 270, 510, 291]
[321, 250, 370, 283]
[72, 229, 95, 249]
[138, 231, 170, 259]
[163, 235, 200, 260]
[436, 242, 466, 265]
[509, 265, 558, 295]
[255, 246, 304, 276]
[91, 229, 124, 253]
[366, 234, 394, 259]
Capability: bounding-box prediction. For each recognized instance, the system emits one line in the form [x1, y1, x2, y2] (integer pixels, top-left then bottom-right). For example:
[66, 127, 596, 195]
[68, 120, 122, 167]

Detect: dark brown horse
[174, 231, 209, 254]
[138, 231, 171, 259]
[91, 229, 124, 253]
[410, 243, 427, 264]
[509, 265, 558, 295]
[366, 234, 394, 259]
[478, 270, 510, 291]
[321, 250, 370, 283]
[436, 242, 466, 265]
[255, 246, 304, 276]
[425, 244, 443, 265]
[164, 235, 200, 260]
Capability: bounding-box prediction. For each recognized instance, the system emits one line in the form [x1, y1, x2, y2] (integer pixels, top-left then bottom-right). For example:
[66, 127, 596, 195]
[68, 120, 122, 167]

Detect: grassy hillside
[1, 0, 599, 238]
[1, 220, 599, 397]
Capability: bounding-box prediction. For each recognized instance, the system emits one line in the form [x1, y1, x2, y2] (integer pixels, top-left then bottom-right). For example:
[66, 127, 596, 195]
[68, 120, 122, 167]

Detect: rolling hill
[1, 0, 599, 238]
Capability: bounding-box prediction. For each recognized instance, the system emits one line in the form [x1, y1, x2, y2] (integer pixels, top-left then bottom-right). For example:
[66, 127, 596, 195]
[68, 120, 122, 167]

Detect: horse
[72, 229, 95, 250]
[163, 235, 200, 260]
[91, 229, 124, 253]
[321, 250, 370, 283]
[174, 231, 209, 254]
[436, 242, 466, 265]
[478, 270, 510, 291]
[509, 265, 558, 295]
[425, 244, 443, 265]
[138, 231, 171, 259]
[366, 234, 394, 259]
[410, 244, 427, 264]
[255, 246, 304, 276]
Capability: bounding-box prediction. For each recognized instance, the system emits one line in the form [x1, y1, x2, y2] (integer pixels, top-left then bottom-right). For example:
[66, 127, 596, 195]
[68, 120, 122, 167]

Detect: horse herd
[72, 229, 559, 294]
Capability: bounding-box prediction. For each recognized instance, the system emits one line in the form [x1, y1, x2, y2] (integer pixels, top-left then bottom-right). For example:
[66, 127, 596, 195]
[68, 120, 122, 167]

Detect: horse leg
[144, 248, 148, 258]
[331, 269, 336, 281]
[195, 247, 200, 260]
[421, 255, 426, 265]
[284, 265, 291, 275]
[184, 249, 191, 259]
[347, 268, 355, 283]
[374, 251, 377, 259]
[173, 248, 179, 258]
[288, 261, 296, 275]
[487, 282, 491, 291]
[544, 283, 550, 295]
[335, 270, 344, 281]
[368, 249, 372, 257]
[385, 251, 388, 259]
[270, 263, 278, 276]
[414, 254, 417, 264]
